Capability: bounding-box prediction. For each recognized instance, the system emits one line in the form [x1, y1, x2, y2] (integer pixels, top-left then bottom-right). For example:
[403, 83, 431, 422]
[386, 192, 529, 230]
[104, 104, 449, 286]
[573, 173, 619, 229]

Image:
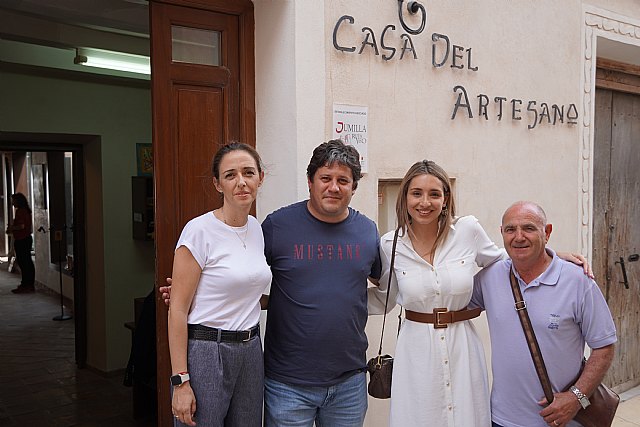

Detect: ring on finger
[553, 421, 559, 426]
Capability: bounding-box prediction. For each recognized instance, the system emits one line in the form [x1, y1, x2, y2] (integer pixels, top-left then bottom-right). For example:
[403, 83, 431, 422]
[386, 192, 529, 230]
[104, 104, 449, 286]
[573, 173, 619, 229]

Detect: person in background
[368, 161, 592, 427]
[471, 201, 615, 427]
[168, 142, 271, 427]
[7, 193, 35, 294]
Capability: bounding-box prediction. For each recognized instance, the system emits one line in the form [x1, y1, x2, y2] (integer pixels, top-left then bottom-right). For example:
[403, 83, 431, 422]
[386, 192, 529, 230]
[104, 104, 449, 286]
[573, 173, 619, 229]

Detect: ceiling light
[74, 48, 150, 75]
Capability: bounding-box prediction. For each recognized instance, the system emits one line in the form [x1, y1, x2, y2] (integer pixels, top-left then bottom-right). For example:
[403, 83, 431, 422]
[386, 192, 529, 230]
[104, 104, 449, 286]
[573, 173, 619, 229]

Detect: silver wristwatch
[570, 385, 591, 409]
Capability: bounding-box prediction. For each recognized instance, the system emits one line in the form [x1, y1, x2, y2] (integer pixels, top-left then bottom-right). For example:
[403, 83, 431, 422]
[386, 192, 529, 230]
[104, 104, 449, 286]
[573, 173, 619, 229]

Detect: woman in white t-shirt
[168, 143, 272, 427]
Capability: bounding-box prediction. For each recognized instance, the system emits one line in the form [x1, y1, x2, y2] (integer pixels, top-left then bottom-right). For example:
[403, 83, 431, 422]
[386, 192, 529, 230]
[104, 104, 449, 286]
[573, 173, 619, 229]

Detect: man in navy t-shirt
[262, 140, 381, 426]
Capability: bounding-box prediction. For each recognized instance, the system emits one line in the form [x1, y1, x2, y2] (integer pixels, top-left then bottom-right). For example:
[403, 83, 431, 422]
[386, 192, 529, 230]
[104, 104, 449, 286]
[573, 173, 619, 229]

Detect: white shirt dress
[368, 216, 504, 427]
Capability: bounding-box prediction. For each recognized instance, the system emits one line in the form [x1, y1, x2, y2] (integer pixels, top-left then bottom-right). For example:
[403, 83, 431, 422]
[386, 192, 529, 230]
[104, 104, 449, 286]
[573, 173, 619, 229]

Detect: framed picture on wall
[136, 143, 153, 176]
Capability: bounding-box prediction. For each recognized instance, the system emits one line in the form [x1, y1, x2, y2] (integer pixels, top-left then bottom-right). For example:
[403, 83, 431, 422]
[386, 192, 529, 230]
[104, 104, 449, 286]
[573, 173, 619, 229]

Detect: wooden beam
[597, 58, 640, 77]
[596, 59, 640, 95]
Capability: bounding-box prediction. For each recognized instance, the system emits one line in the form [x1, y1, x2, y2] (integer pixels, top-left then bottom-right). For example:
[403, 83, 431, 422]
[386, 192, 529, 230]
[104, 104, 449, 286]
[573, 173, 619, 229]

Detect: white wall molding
[579, 6, 640, 258]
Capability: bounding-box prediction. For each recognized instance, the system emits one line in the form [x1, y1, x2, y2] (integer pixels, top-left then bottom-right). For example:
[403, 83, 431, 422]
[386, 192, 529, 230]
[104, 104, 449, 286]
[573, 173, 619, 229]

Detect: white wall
[255, 0, 327, 219]
[253, 0, 640, 425]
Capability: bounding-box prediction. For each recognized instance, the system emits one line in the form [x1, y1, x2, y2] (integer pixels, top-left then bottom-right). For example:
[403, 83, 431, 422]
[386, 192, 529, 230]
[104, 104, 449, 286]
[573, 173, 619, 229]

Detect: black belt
[187, 324, 260, 343]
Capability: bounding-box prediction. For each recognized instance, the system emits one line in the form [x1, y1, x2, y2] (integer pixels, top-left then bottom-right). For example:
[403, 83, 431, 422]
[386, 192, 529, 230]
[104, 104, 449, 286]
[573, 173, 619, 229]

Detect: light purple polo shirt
[470, 249, 617, 427]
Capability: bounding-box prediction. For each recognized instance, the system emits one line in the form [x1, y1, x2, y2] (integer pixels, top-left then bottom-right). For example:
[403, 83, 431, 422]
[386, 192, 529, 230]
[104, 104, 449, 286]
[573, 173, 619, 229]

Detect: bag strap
[376, 228, 400, 357]
[508, 269, 555, 404]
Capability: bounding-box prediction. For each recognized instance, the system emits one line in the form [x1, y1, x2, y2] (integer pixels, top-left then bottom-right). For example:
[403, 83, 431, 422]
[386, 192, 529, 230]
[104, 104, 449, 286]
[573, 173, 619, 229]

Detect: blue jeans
[264, 372, 367, 427]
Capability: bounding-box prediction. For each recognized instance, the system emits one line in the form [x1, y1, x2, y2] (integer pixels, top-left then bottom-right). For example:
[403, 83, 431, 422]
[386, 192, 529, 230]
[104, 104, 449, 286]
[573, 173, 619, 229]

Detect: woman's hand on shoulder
[557, 252, 594, 278]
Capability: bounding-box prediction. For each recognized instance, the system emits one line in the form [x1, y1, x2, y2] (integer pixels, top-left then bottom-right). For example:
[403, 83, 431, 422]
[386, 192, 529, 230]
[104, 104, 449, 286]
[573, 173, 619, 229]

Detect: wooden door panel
[595, 88, 640, 390]
[593, 89, 612, 300]
[175, 85, 224, 227]
[606, 91, 640, 389]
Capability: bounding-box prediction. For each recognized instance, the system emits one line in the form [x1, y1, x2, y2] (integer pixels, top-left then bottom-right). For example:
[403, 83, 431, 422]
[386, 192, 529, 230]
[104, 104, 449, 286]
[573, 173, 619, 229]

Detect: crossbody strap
[376, 228, 400, 357]
[508, 269, 555, 404]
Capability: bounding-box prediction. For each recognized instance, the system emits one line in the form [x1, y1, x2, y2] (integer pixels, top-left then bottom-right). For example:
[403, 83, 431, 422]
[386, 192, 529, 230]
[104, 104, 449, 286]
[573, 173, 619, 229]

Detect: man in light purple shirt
[471, 201, 616, 427]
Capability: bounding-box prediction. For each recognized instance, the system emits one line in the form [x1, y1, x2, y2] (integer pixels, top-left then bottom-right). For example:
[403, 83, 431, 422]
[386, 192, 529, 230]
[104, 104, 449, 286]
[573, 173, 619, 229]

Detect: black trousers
[14, 235, 35, 286]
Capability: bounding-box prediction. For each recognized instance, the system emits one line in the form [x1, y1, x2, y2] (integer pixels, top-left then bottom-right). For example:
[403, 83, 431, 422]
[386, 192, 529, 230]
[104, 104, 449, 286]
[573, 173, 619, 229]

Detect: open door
[150, 0, 255, 424]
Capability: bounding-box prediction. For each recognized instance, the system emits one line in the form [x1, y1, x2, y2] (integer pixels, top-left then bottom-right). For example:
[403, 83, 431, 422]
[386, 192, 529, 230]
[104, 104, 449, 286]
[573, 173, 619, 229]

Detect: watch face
[170, 375, 182, 386]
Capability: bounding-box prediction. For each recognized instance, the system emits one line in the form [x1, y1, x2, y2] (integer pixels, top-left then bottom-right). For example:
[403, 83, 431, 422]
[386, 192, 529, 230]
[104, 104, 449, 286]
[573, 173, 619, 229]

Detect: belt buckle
[433, 307, 448, 329]
[242, 330, 252, 342]
[514, 301, 527, 311]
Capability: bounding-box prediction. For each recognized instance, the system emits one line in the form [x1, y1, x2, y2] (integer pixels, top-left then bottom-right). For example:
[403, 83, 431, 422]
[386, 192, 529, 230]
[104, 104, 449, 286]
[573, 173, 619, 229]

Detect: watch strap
[570, 385, 591, 408]
[170, 371, 190, 386]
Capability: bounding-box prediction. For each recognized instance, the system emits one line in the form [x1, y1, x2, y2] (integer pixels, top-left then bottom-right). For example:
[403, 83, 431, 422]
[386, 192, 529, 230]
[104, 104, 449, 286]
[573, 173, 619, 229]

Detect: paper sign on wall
[333, 104, 368, 173]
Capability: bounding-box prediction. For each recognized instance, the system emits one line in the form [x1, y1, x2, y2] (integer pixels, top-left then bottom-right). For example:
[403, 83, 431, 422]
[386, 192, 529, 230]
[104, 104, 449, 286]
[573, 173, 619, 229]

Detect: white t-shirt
[176, 211, 271, 331]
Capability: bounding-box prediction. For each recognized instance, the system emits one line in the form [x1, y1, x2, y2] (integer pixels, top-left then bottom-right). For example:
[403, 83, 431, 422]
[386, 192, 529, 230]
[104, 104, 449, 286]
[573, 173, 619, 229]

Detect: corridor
[0, 267, 153, 426]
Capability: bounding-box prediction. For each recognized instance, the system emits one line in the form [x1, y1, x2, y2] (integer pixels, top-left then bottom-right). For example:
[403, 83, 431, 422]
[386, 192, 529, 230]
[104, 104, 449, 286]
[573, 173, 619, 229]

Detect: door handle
[615, 257, 630, 289]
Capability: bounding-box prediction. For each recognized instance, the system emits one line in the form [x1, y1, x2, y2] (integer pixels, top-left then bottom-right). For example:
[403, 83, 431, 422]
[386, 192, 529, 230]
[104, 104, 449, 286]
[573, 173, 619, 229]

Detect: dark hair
[306, 139, 362, 189]
[11, 193, 32, 213]
[211, 142, 263, 179]
[396, 160, 455, 253]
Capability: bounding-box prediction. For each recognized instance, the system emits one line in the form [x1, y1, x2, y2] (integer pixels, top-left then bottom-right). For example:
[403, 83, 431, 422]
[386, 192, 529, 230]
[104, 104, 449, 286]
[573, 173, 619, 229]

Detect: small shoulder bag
[508, 270, 619, 427]
[366, 228, 400, 399]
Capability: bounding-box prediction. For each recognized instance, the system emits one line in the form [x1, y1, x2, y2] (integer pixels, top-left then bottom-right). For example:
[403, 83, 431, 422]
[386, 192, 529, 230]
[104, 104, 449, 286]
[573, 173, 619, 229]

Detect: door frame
[0, 131, 88, 367]
[579, 6, 640, 260]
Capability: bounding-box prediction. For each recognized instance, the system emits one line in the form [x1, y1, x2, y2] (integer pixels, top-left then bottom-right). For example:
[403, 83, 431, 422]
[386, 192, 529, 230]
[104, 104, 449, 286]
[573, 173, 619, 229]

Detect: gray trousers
[175, 335, 263, 427]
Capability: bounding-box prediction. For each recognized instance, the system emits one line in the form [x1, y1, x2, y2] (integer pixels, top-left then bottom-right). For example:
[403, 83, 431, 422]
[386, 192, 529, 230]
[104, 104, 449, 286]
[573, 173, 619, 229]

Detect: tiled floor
[0, 266, 155, 427]
[615, 387, 640, 427]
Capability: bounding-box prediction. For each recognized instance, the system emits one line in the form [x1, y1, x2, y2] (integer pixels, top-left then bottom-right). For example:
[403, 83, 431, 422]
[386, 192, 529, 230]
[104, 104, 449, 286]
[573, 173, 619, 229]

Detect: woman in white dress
[368, 160, 588, 426]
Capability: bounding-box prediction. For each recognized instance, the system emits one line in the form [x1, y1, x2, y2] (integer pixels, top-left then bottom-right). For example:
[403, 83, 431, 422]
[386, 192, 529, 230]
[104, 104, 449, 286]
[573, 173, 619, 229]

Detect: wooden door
[593, 88, 640, 391]
[150, 1, 255, 424]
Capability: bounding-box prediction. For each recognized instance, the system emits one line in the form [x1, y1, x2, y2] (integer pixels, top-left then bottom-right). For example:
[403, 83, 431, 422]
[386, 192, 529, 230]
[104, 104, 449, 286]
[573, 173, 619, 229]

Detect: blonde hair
[395, 160, 455, 253]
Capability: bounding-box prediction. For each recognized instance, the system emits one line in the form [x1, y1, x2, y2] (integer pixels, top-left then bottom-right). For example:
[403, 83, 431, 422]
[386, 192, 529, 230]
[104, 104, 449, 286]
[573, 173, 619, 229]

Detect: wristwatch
[570, 385, 591, 409]
[170, 372, 190, 387]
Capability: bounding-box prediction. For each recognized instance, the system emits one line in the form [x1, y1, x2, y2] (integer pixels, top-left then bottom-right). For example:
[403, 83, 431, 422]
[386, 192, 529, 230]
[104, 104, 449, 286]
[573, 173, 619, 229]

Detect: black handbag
[508, 270, 619, 427]
[366, 228, 400, 399]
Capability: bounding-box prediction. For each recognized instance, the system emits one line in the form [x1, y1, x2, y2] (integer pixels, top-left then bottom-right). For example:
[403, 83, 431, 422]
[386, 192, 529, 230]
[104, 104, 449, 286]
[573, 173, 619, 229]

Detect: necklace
[220, 208, 248, 249]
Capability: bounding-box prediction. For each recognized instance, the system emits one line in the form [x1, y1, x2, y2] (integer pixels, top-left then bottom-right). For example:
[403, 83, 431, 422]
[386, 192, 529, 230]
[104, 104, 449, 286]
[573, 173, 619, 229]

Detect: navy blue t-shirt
[262, 201, 382, 386]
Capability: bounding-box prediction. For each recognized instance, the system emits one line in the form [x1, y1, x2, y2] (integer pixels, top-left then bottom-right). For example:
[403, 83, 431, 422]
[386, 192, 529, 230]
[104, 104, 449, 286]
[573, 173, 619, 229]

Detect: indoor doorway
[0, 137, 87, 367]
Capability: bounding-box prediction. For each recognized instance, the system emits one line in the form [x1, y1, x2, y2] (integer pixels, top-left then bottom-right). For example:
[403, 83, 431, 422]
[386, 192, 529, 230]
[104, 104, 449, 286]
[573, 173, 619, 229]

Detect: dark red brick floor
[0, 266, 155, 426]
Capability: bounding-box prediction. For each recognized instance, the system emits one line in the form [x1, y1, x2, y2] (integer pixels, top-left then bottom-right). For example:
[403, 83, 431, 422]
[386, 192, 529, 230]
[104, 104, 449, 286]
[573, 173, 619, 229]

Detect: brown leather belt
[405, 307, 482, 329]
